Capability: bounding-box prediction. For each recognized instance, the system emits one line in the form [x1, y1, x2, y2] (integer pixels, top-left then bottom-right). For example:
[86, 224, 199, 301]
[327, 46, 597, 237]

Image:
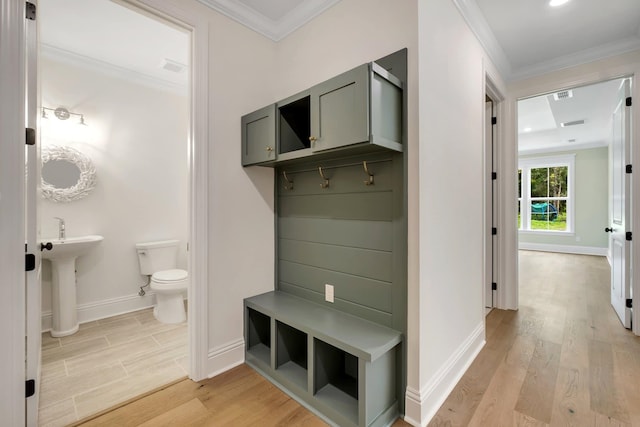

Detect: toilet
[135, 240, 188, 324]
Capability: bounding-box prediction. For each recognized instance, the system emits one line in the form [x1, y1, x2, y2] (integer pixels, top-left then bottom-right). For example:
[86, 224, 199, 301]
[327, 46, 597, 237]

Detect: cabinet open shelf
[276, 321, 308, 391]
[279, 95, 311, 155]
[246, 308, 271, 367]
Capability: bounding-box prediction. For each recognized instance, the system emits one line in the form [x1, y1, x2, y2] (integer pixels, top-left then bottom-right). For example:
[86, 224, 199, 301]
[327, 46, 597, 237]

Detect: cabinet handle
[308, 136, 317, 142]
[265, 146, 273, 152]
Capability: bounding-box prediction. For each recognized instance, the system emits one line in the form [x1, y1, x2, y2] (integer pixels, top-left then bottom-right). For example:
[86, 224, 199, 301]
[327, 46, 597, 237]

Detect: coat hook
[282, 171, 293, 190]
[363, 161, 374, 186]
[318, 166, 330, 189]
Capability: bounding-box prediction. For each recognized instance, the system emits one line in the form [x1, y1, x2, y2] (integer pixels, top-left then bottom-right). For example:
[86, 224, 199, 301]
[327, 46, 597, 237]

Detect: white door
[25, 1, 42, 423]
[609, 79, 632, 328]
[0, 1, 29, 425]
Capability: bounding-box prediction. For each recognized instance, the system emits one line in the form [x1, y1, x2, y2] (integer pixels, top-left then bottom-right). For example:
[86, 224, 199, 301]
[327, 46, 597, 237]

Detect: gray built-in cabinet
[242, 49, 407, 427]
[241, 61, 403, 166]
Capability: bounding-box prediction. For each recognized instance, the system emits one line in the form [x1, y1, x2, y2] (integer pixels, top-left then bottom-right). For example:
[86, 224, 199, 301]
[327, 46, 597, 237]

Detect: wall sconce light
[42, 106, 87, 126]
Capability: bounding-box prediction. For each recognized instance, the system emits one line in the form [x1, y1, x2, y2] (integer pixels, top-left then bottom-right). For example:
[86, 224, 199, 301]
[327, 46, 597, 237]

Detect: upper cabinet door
[241, 104, 277, 166]
[310, 64, 370, 152]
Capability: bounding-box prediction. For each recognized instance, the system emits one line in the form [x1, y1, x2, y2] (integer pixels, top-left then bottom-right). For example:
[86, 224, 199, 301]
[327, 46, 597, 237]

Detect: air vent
[160, 58, 186, 73]
[567, 139, 576, 143]
[561, 120, 585, 127]
[553, 90, 573, 101]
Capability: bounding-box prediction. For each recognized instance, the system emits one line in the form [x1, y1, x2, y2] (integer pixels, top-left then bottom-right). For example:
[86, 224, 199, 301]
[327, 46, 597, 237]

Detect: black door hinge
[26, 128, 35, 146]
[25, 379, 35, 398]
[491, 117, 497, 125]
[25, 2, 36, 20]
[492, 227, 497, 235]
[626, 164, 632, 174]
[25, 254, 35, 272]
[626, 299, 633, 309]
[491, 282, 497, 291]
[626, 97, 632, 107]
[626, 231, 632, 241]
[491, 172, 497, 180]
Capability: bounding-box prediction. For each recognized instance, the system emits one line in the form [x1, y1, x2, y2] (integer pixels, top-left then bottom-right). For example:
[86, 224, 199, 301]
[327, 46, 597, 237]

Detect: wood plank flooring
[76, 251, 640, 426]
[39, 308, 187, 427]
[429, 251, 640, 426]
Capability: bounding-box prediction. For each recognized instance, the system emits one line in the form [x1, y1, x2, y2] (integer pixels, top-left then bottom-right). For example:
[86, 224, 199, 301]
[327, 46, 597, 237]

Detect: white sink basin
[42, 235, 104, 260]
[41, 235, 103, 337]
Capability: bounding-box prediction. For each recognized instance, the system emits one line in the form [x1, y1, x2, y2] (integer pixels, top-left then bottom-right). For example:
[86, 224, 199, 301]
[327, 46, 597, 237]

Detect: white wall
[40, 56, 188, 326]
[409, 0, 507, 424]
[195, 1, 278, 373]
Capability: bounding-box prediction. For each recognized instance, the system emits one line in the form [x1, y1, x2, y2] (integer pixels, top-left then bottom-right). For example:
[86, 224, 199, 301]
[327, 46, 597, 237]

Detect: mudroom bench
[244, 291, 402, 427]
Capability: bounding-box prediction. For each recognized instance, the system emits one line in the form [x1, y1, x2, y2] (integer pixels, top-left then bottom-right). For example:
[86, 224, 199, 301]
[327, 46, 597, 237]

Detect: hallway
[430, 251, 640, 426]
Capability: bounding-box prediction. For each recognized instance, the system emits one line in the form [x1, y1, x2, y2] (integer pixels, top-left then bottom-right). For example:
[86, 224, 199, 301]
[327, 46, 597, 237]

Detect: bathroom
[38, 0, 190, 424]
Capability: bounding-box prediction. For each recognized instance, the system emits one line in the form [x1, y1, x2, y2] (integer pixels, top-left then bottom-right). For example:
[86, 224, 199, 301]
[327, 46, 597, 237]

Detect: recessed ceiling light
[524, 127, 532, 132]
[549, 0, 570, 7]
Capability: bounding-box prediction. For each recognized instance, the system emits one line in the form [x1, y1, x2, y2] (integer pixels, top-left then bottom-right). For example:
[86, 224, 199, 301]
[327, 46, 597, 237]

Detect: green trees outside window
[518, 156, 573, 232]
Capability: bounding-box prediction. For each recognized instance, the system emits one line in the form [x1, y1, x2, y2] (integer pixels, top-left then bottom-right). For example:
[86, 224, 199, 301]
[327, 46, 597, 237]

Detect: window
[518, 155, 574, 233]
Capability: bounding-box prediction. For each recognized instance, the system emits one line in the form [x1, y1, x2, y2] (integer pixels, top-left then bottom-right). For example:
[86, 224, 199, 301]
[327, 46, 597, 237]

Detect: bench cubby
[245, 307, 271, 368]
[244, 291, 401, 427]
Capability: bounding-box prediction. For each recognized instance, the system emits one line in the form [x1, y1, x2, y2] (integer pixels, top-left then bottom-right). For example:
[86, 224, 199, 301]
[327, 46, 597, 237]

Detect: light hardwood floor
[77, 251, 639, 426]
[39, 308, 187, 427]
[429, 251, 640, 426]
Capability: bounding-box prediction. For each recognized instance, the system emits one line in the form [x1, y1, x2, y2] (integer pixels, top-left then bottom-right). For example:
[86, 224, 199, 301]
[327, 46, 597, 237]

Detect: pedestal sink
[41, 235, 104, 337]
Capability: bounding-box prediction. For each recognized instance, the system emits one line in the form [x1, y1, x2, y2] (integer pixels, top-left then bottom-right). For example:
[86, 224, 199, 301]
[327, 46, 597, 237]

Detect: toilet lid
[153, 269, 188, 282]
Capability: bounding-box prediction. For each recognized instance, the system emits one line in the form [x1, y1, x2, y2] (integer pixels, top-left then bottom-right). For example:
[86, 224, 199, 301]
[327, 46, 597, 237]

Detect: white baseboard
[404, 322, 485, 426]
[206, 338, 245, 378]
[519, 242, 608, 257]
[41, 292, 157, 331]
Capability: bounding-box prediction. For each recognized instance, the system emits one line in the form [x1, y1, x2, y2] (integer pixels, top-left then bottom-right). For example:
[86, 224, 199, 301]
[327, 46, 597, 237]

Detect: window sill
[519, 229, 575, 236]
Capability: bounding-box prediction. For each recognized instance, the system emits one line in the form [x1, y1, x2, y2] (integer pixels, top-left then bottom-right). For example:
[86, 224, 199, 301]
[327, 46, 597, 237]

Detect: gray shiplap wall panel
[278, 159, 394, 196]
[276, 151, 402, 330]
[279, 260, 392, 312]
[279, 192, 392, 221]
[279, 239, 392, 282]
[278, 217, 393, 252]
[278, 282, 393, 327]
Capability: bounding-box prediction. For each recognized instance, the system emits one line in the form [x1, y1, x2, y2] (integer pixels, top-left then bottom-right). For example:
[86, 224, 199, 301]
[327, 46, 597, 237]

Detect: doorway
[485, 94, 497, 312]
[37, 1, 191, 424]
[516, 77, 632, 328]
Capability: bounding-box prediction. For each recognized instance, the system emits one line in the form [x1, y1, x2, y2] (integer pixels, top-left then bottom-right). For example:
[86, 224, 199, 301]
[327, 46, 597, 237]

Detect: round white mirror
[41, 145, 96, 203]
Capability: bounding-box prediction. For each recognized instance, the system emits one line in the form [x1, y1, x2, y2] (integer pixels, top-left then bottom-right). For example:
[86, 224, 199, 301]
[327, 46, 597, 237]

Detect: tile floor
[38, 308, 188, 427]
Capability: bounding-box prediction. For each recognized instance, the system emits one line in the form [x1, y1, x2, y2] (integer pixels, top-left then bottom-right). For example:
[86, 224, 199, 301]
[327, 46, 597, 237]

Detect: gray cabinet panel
[241, 104, 276, 166]
[277, 282, 393, 327]
[311, 64, 369, 152]
[279, 260, 392, 313]
[278, 217, 393, 252]
[279, 239, 392, 282]
[279, 192, 393, 221]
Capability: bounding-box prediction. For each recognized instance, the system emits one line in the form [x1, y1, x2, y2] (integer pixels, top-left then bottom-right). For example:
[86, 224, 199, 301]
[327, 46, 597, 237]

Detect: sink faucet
[54, 217, 65, 240]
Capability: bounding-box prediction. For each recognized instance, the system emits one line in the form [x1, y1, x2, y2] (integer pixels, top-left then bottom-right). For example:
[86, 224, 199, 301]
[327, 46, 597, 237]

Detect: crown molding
[40, 43, 188, 95]
[518, 140, 607, 156]
[197, 0, 341, 41]
[510, 37, 640, 81]
[451, 0, 512, 78]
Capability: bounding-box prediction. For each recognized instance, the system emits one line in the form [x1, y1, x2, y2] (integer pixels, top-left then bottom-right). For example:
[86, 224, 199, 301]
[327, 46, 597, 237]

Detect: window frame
[518, 154, 575, 234]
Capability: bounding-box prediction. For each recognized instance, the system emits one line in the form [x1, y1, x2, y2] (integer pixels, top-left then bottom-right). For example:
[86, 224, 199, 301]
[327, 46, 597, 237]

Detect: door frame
[126, 0, 210, 380]
[505, 65, 639, 335]
[485, 73, 505, 311]
[0, 1, 27, 425]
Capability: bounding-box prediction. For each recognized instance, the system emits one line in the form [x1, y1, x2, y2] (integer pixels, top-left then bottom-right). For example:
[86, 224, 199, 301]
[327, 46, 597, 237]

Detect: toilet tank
[135, 240, 179, 275]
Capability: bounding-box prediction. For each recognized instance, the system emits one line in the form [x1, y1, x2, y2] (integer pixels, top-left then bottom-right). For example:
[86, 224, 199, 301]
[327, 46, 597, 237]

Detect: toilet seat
[151, 269, 188, 293]
[152, 269, 188, 283]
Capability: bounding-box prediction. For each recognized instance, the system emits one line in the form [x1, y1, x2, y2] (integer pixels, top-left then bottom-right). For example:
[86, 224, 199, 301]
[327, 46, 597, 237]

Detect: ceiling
[517, 78, 626, 154]
[39, 0, 189, 91]
[40, 0, 638, 153]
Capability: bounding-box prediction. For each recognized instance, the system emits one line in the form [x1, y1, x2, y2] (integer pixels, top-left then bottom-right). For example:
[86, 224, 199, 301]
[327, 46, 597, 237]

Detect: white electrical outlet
[325, 284, 334, 303]
[575, 236, 581, 242]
